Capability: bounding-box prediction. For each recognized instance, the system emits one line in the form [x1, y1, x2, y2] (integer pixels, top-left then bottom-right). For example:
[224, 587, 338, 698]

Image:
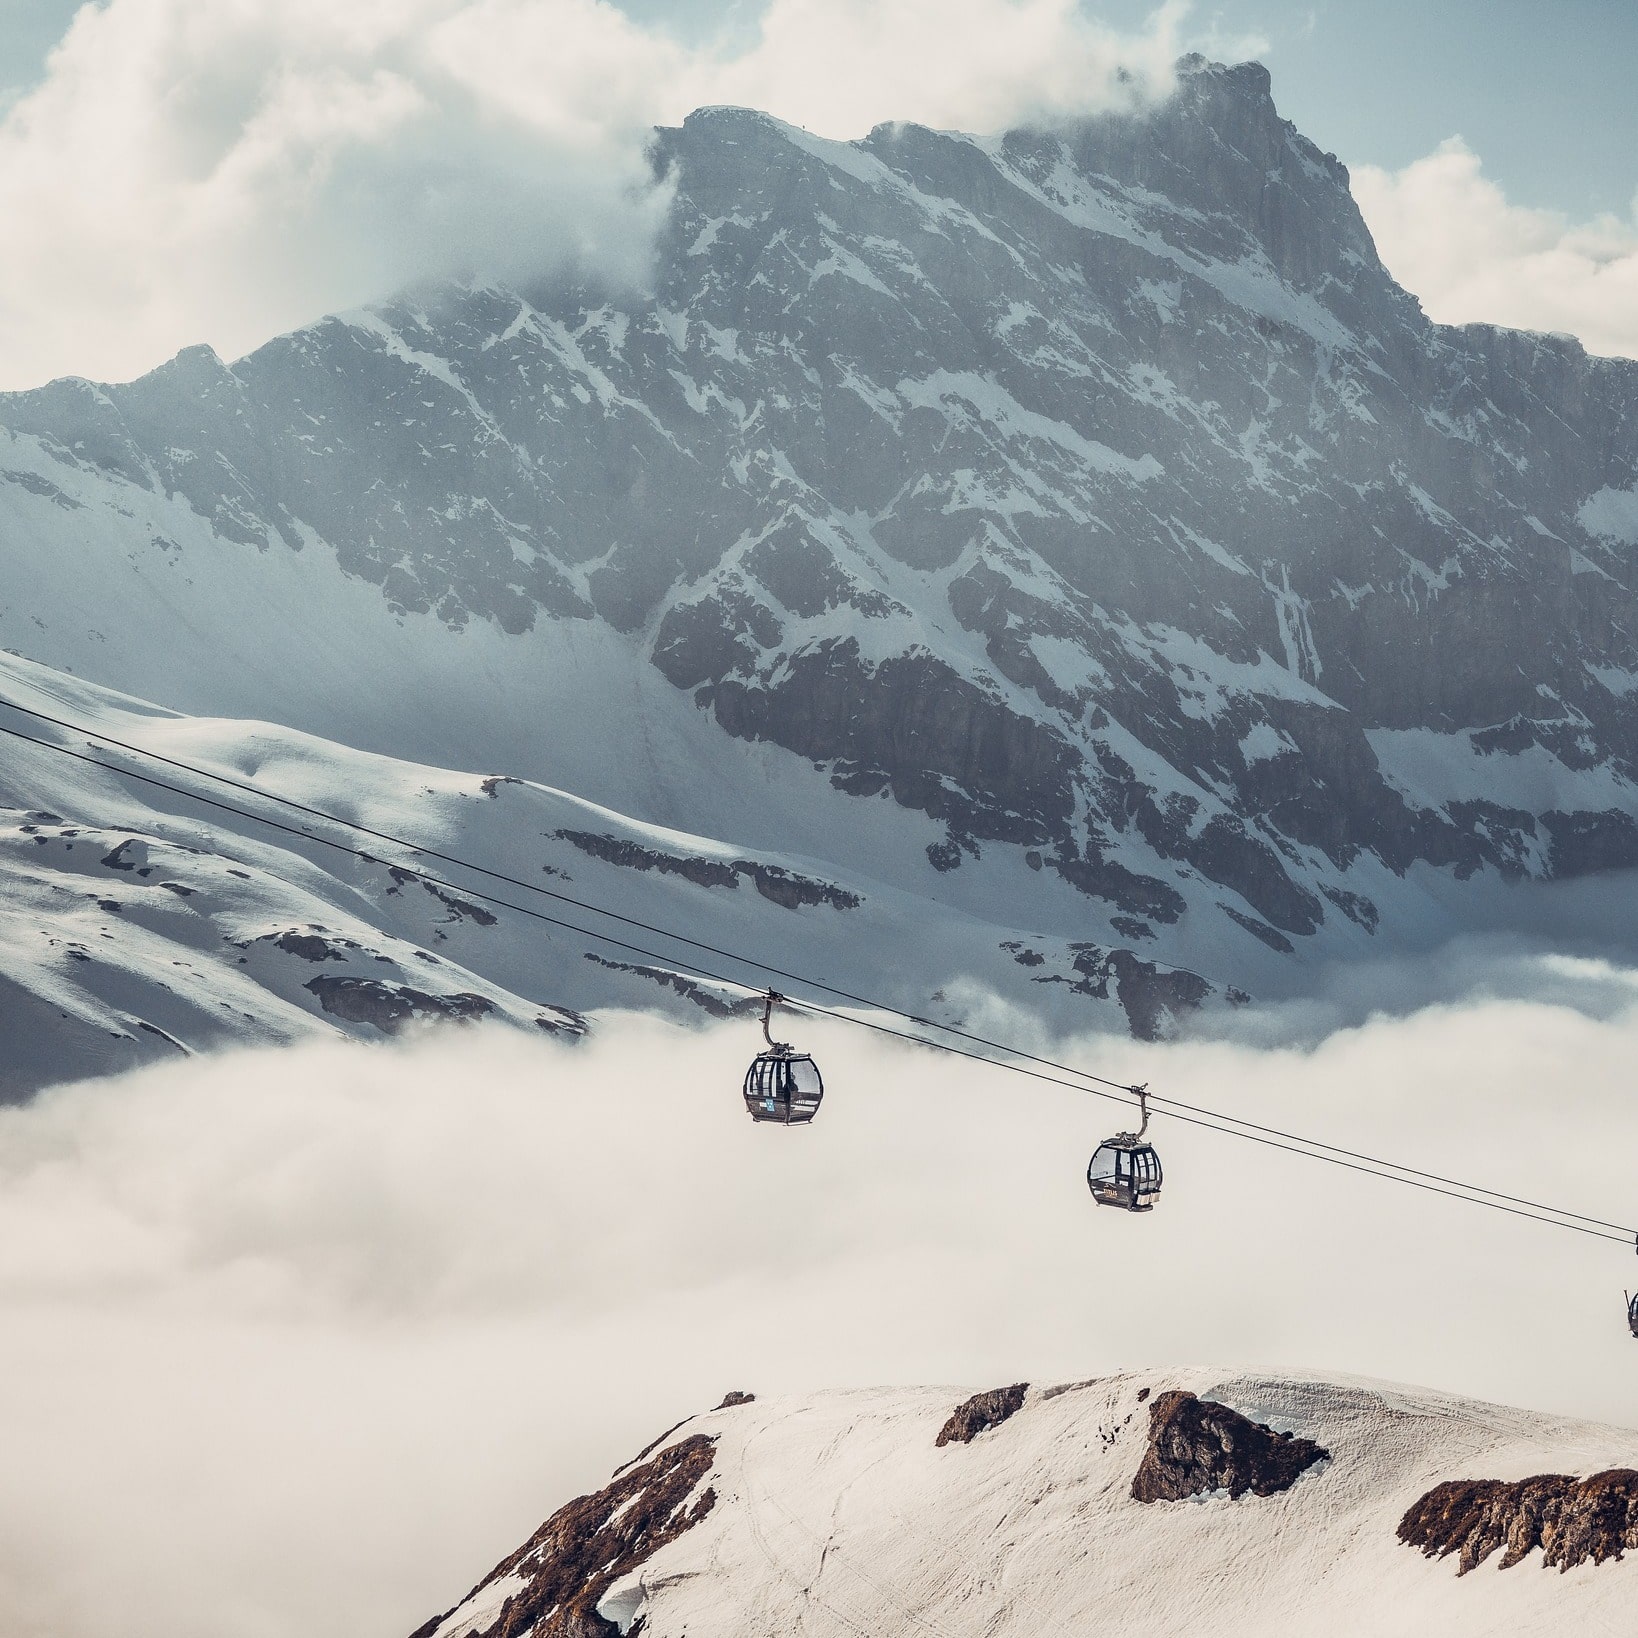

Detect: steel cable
[2, 697, 1633, 1248]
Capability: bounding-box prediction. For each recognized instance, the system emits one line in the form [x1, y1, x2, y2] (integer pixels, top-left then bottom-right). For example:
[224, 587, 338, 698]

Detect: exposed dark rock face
[556, 829, 861, 910]
[408, 1433, 718, 1638]
[1035, 945, 1213, 1041]
[559, 829, 740, 888]
[271, 929, 350, 962]
[303, 975, 495, 1033]
[1048, 853, 1186, 925]
[1398, 1470, 1638, 1574]
[715, 1390, 756, 1409]
[936, 1383, 1029, 1447]
[581, 953, 761, 1018]
[135, 1019, 187, 1051]
[744, 861, 859, 911]
[421, 881, 498, 926]
[384, 867, 499, 925]
[1131, 1390, 1328, 1502]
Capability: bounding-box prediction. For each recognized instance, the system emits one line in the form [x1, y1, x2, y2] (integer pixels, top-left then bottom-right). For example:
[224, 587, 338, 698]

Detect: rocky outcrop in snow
[301, 974, 503, 1033]
[1399, 1469, 1638, 1574]
[1130, 1388, 1328, 1502]
[411, 1433, 718, 1638]
[934, 1382, 1028, 1446]
[555, 830, 861, 910]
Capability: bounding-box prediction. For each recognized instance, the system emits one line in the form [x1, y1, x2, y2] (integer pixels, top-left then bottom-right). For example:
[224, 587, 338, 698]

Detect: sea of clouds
[1, 977, 1635, 1638]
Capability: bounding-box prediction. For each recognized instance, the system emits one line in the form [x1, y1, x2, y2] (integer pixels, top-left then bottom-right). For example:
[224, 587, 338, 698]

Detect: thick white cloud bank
[1, 993, 1635, 1638]
[1356, 138, 1638, 362]
[0, 0, 1184, 390]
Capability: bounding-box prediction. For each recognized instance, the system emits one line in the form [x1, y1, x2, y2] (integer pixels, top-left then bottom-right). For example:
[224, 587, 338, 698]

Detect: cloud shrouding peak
[1355, 137, 1638, 362]
[0, 0, 1185, 390]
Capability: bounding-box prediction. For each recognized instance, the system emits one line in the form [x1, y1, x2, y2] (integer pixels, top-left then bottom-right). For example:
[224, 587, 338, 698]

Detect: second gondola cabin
[1087, 1133, 1162, 1211]
[1087, 1085, 1161, 1211]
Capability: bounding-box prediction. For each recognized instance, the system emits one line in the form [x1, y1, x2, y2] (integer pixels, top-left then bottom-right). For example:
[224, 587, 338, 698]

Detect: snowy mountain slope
[0, 655, 587, 1093]
[0, 649, 1238, 1095]
[4, 54, 1638, 1047]
[413, 1369, 1638, 1638]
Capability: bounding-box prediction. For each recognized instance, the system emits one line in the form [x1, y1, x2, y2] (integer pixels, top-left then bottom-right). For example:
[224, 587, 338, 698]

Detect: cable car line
[8, 697, 1631, 1235]
[15, 694, 1638, 1238]
[3, 706, 1635, 1249]
[771, 992, 1636, 1244]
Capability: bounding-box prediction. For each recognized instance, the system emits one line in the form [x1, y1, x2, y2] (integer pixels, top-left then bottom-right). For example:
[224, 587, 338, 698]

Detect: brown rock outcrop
[936, 1383, 1028, 1447]
[409, 1433, 718, 1638]
[1131, 1390, 1328, 1503]
[1398, 1469, 1638, 1574]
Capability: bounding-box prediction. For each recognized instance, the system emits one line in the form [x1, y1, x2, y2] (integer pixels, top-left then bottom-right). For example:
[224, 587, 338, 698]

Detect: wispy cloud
[0, 0, 1185, 390]
[1355, 137, 1638, 361]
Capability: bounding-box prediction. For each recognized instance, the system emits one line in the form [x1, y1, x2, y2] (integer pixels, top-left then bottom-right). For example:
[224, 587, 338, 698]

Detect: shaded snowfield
[0, 1003, 1635, 1637]
[0, 643, 1284, 1094]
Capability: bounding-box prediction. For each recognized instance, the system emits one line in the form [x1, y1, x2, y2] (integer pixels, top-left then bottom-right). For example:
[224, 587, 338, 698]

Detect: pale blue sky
[4, 0, 1633, 217]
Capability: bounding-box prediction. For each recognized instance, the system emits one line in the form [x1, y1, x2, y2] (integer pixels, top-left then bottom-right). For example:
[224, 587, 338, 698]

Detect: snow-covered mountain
[5, 55, 1638, 1080]
[411, 1370, 1638, 1638]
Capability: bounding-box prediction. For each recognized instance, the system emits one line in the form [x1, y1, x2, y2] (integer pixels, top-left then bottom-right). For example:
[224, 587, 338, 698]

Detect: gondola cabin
[743, 990, 824, 1125]
[1087, 1085, 1160, 1211]
[1629, 1289, 1638, 1340]
[743, 1049, 824, 1125]
[1087, 1133, 1162, 1211]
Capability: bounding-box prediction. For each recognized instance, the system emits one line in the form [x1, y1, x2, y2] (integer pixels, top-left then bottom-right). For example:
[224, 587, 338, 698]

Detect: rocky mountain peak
[4, 56, 1638, 1059]
[1046, 53, 1381, 299]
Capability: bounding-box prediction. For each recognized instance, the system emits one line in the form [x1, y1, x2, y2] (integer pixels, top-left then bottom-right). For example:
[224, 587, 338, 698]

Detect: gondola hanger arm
[761, 989, 790, 1053]
[1132, 1083, 1149, 1141]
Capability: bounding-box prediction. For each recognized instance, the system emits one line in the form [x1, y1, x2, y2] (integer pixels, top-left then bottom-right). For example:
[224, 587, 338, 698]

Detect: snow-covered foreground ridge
[415, 1370, 1638, 1638]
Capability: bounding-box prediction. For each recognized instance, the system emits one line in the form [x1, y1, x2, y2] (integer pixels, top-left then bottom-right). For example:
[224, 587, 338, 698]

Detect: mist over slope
[3, 55, 1638, 1069]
